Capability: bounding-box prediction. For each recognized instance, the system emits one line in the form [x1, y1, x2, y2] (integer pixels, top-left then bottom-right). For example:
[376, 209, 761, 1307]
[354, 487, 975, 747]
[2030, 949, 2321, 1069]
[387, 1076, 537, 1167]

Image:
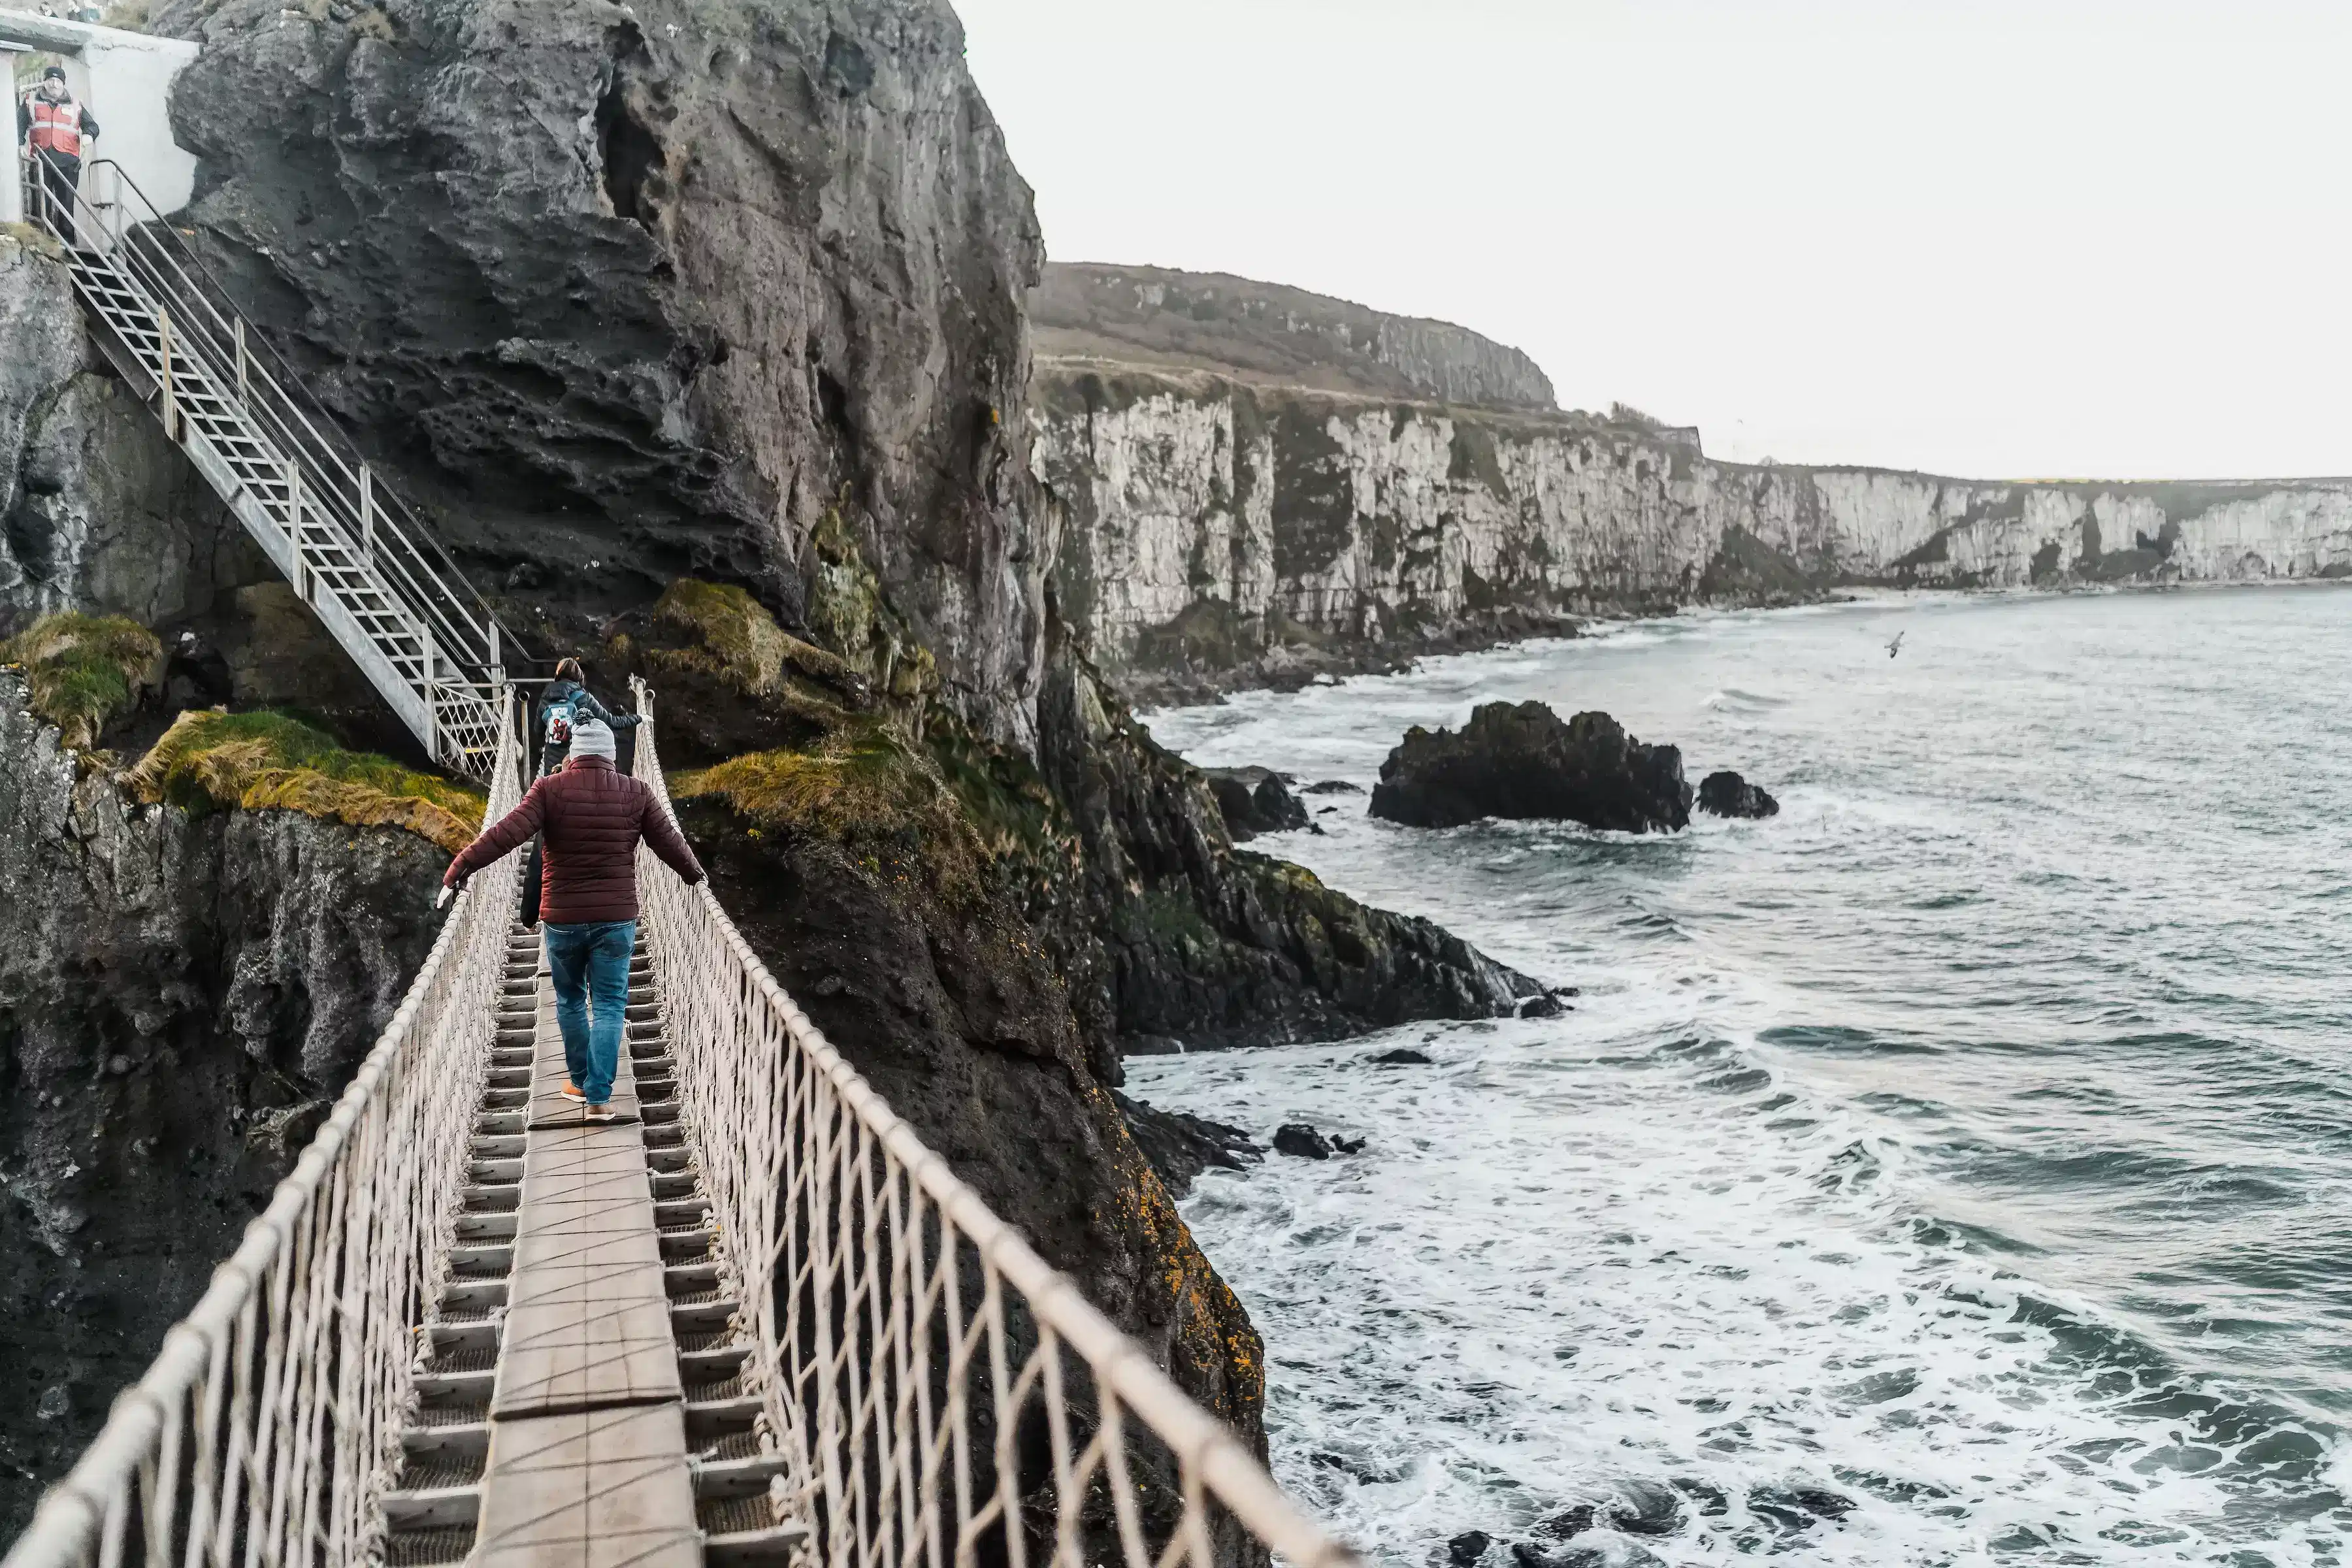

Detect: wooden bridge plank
[488, 962, 686, 1418]
[472, 1403, 699, 1568]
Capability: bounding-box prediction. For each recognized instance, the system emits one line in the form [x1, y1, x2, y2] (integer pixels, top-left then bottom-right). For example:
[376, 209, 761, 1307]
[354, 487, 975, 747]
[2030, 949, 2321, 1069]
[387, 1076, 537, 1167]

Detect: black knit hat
[42, 65, 66, 81]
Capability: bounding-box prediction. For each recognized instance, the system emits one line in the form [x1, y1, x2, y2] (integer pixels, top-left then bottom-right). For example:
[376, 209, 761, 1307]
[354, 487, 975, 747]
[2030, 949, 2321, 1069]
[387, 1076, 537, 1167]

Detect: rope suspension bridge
[6, 157, 1356, 1568]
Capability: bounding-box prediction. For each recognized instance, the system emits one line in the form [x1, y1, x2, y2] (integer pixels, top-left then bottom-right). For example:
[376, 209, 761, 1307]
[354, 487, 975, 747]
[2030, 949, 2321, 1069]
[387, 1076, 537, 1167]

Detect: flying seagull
[1886, 630, 1906, 659]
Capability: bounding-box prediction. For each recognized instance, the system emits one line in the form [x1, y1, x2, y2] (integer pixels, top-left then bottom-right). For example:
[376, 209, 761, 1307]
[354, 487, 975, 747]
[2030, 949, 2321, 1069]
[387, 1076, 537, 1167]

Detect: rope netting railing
[2, 705, 527, 1568]
[627, 681, 1356, 1568]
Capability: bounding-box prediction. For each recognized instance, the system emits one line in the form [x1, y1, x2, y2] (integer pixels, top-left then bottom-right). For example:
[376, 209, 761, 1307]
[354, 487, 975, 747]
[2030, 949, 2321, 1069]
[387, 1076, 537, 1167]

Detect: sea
[1132, 585, 2352, 1568]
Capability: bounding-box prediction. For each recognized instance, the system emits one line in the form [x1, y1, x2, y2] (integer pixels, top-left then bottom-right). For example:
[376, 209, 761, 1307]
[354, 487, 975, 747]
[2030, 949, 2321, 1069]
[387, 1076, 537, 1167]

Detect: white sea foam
[1135, 589, 2352, 1566]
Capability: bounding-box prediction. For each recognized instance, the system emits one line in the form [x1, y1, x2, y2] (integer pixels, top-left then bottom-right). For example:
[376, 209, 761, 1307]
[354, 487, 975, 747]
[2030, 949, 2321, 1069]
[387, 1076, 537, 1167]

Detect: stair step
[448, 1243, 512, 1277]
[414, 1367, 497, 1400]
[691, 1451, 790, 1499]
[670, 1298, 738, 1335]
[380, 1484, 480, 1531]
[700, 1510, 808, 1561]
[439, 1279, 507, 1315]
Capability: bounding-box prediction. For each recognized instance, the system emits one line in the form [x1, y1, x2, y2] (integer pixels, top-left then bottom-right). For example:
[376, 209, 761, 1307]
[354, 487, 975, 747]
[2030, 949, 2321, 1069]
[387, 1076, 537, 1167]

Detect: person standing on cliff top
[442, 719, 706, 1122]
[17, 66, 98, 229]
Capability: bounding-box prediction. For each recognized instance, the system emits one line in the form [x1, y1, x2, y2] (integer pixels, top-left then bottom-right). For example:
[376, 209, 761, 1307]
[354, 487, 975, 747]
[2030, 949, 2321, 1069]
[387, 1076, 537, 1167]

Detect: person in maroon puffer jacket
[443, 720, 706, 1120]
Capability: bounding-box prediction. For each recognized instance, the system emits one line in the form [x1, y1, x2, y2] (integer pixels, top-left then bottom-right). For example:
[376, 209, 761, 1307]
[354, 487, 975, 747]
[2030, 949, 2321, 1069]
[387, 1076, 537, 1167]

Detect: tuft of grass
[2, 612, 162, 749]
[670, 717, 987, 901]
[127, 709, 486, 853]
[651, 579, 861, 697]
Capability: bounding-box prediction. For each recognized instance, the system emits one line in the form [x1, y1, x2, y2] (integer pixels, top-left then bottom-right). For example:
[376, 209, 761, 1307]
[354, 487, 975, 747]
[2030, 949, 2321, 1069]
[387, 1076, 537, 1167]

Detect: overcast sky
[955, 0, 2352, 480]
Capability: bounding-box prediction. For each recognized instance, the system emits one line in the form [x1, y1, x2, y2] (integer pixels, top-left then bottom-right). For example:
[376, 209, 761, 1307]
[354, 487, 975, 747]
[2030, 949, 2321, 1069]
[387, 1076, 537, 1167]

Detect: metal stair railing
[626, 679, 1356, 1568]
[16, 152, 520, 776]
[0, 706, 527, 1568]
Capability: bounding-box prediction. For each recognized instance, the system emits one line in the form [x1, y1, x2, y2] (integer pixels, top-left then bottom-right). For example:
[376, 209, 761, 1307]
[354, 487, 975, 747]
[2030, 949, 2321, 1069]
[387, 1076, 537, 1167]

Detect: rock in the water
[1535, 1505, 1595, 1539]
[1303, 779, 1365, 795]
[1370, 702, 1692, 833]
[1370, 1047, 1433, 1065]
[1115, 1092, 1262, 1198]
[1202, 766, 1309, 839]
[1447, 1531, 1493, 1566]
[1331, 1134, 1367, 1154]
[1273, 1123, 1333, 1160]
[1509, 1544, 1605, 1568]
[1697, 770, 1780, 819]
[1605, 1481, 1685, 1537]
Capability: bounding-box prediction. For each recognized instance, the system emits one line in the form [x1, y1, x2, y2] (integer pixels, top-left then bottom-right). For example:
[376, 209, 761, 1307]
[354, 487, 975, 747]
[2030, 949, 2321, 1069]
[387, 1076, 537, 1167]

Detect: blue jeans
[542, 921, 635, 1105]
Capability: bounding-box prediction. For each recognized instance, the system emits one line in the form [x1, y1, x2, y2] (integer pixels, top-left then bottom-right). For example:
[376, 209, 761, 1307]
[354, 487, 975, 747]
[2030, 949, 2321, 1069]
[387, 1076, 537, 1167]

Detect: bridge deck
[472, 949, 700, 1568]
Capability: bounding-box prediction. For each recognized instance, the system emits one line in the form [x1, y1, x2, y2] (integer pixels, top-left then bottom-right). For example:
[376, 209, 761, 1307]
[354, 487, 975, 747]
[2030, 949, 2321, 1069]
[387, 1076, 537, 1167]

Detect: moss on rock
[0, 613, 163, 749]
[126, 710, 485, 854]
[651, 579, 858, 696]
[668, 715, 988, 906]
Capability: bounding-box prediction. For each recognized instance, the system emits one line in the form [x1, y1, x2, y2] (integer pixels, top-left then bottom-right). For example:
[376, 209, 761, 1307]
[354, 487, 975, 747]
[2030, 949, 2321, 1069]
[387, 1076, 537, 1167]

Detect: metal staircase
[18, 155, 519, 774]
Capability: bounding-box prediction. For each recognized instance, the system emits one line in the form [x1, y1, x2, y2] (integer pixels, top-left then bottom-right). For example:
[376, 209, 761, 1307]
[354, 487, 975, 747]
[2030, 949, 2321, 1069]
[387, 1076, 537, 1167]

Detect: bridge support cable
[627, 682, 1358, 1568]
[1, 706, 527, 1568]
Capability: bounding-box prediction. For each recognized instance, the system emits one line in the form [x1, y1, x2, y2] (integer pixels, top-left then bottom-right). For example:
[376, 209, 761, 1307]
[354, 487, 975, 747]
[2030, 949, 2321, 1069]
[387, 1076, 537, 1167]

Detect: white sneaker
[584, 1103, 616, 1124]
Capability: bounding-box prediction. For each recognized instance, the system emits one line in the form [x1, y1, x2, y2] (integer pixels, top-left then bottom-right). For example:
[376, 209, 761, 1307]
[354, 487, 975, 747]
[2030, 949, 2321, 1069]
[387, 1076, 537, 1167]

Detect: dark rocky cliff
[0, 0, 1555, 1535]
[155, 0, 1052, 746]
[0, 677, 446, 1529]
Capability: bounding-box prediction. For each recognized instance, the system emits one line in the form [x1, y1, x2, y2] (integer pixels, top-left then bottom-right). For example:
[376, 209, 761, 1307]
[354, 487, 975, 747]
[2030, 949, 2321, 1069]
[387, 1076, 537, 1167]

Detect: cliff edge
[1033, 261, 1557, 412]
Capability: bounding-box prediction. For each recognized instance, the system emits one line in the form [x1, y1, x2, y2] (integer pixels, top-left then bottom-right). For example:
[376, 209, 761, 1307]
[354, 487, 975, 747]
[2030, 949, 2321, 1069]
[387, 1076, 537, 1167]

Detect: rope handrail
[3, 685, 1356, 1568]
[627, 680, 1356, 1568]
[0, 702, 527, 1568]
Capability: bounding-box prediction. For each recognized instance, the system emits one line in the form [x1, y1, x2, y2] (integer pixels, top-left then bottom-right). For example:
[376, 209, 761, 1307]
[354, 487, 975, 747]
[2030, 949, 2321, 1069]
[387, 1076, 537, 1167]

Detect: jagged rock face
[1371, 702, 1693, 834]
[154, 0, 1049, 743]
[1113, 1093, 1261, 1201]
[1036, 653, 1546, 1047]
[1201, 766, 1308, 841]
[1032, 262, 1556, 411]
[0, 678, 446, 1534]
[1036, 363, 2352, 700]
[0, 238, 255, 636]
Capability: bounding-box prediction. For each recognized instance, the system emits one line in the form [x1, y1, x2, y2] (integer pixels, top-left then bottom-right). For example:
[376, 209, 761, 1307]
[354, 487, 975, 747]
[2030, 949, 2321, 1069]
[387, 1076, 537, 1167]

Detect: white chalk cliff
[1031, 312, 2352, 698]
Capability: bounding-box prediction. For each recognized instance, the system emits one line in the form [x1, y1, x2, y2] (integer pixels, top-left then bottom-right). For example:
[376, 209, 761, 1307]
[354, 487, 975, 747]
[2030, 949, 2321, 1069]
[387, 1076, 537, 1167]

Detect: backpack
[542, 689, 578, 747]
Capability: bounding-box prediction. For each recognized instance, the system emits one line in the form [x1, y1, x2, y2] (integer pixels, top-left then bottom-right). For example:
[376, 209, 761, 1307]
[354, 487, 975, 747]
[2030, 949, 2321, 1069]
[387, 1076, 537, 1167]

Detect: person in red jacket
[17, 67, 98, 226]
[442, 719, 706, 1120]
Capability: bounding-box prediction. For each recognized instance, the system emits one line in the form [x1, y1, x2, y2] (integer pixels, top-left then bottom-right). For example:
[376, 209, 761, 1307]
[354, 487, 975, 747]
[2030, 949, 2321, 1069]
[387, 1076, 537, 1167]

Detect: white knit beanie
[569, 717, 616, 761]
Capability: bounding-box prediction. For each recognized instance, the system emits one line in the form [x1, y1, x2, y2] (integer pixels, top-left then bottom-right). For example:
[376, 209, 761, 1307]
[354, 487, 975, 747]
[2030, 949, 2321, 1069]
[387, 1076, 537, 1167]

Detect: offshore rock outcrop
[1034, 313, 2352, 702]
[1697, 770, 1780, 820]
[1371, 703, 1693, 834]
[0, 676, 446, 1531]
